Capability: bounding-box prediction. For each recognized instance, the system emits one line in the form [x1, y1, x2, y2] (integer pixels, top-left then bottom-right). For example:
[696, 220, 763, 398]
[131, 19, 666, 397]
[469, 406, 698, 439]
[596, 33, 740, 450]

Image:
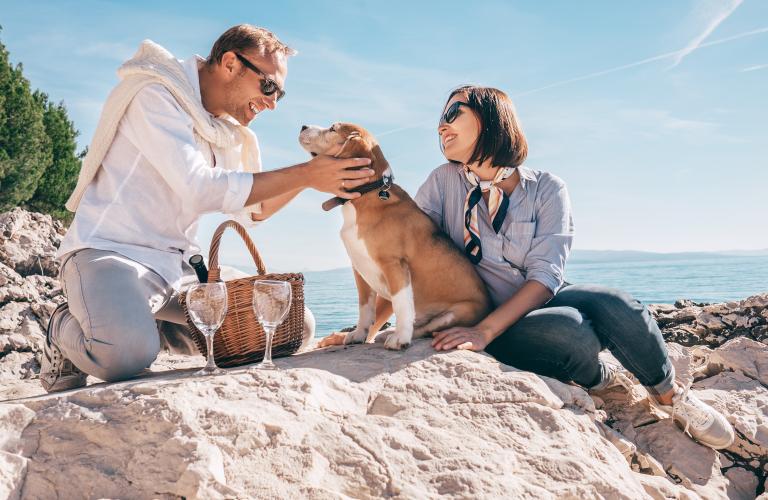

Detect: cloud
[670, 0, 743, 68]
[741, 64, 768, 72]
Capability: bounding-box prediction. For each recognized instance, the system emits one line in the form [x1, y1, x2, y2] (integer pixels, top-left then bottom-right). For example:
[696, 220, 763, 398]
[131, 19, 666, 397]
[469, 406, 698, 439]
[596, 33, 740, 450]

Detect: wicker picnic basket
[179, 220, 305, 368]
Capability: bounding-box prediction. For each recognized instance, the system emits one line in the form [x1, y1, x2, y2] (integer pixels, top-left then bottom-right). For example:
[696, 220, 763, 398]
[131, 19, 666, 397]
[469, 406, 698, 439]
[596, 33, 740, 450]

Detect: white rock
[0, 303, 33, 333]
[694, 371, 768, 460]
[6, 334, 28, 350]
[0, 352, 37, 380]
[0, 405, 36, 500]
[3, 341, 656, 499]
[707, 337, 768, 385]
[0, 208, 63, 278]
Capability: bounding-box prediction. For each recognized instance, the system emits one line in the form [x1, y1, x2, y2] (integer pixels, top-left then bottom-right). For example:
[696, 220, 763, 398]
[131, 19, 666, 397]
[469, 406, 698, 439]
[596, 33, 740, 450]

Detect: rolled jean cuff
[646, 362, 676, 397]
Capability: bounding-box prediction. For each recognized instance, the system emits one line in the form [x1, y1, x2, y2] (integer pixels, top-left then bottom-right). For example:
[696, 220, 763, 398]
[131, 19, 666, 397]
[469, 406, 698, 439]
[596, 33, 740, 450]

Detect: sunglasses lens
[260, 81, 285, 101]
[441, 102, 462, 124]
[262, 81, 276, 95]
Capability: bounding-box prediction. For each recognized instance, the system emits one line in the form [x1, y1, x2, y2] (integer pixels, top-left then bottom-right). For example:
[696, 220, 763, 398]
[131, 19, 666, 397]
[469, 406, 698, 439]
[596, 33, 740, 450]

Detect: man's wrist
[295, 161, 317, 190]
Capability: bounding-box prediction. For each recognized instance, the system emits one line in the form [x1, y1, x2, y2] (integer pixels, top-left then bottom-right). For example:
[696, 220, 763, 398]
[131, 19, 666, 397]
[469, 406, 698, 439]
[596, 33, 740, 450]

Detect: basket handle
[207, 220, 266, 281]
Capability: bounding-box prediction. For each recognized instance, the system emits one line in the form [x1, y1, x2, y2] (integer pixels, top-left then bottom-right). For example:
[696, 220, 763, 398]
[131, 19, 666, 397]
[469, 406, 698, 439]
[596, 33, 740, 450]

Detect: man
[42, 25, 373, 392]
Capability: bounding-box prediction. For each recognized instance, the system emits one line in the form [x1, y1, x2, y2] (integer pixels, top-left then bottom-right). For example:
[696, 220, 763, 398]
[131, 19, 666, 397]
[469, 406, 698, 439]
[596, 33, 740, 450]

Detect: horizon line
[229, 247, 768, 273]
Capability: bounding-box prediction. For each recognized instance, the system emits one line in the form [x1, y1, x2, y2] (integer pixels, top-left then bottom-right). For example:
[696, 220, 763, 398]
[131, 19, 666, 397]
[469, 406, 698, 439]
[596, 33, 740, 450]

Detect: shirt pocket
[501, 221, 537, 273]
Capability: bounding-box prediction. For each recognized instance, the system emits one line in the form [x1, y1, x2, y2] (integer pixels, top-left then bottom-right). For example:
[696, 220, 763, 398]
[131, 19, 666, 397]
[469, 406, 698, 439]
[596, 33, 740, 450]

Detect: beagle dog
[299, 123, 491, 350]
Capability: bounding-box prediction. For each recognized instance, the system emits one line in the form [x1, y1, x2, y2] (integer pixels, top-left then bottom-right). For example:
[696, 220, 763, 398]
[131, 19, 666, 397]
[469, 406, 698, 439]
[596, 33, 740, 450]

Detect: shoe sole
[41, 373, 88, 393]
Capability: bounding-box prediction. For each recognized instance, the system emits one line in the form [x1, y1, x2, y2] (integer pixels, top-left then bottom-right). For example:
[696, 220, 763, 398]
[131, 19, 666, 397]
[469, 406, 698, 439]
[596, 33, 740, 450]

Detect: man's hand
[431, 325, 494, 352]
[303, 155, 373, 200]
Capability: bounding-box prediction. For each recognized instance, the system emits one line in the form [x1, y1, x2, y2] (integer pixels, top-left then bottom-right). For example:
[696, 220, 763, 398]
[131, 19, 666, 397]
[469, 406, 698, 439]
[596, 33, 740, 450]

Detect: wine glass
[185, 282, 228, 376]
[251, 280, 292, 370]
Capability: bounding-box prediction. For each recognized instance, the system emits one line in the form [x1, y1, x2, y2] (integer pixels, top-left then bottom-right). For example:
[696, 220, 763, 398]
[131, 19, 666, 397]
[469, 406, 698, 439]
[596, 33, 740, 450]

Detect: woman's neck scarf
[462, 166, 516, 264]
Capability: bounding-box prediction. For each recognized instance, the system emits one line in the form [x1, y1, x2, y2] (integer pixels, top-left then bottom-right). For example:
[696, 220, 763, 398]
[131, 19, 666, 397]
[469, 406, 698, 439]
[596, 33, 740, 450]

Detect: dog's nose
[301, 125, 308, 131]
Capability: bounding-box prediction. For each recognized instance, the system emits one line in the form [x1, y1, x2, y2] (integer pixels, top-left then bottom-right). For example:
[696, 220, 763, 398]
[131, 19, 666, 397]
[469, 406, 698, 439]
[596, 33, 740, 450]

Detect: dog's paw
[373, 326, 396, 344]
[344, 328, 368, 345]
[383, 331, 412, 350]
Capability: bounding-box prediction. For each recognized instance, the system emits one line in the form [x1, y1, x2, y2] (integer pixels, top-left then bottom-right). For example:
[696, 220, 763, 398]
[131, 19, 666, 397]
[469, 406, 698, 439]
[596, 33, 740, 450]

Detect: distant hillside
[569, 249, 768, 263]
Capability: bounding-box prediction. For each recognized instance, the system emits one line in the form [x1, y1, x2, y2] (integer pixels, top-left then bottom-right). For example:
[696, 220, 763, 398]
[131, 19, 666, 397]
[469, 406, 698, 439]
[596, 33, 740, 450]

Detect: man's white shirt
[58, 55, 259, 289]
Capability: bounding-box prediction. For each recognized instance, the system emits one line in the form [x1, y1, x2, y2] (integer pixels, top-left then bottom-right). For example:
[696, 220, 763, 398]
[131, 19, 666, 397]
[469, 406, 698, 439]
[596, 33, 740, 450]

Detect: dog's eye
[329, 124, 336, 132]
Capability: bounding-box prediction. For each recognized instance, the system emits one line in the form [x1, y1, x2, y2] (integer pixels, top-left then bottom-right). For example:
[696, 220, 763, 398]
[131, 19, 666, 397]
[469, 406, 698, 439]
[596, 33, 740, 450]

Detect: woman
[423, 85, 733, 450]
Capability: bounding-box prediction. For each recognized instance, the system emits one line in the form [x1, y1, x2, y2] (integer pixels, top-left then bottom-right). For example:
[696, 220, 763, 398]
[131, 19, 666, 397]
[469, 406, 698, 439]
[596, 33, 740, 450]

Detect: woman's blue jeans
[485, 283, 676, 396]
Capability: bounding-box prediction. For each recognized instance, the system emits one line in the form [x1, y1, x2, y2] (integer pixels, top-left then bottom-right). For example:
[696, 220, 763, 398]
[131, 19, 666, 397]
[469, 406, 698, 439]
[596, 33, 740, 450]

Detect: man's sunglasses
[234, 53, 286, 101]
[439, 101, 471, 125]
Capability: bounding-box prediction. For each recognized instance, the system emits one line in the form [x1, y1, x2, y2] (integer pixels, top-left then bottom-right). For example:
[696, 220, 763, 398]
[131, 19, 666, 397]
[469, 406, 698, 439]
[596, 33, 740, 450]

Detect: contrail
[513, 26, 768, 97]
[670, 0, 743, 68]
[376, 26, 768, 138]
[742, 63, 768, 72]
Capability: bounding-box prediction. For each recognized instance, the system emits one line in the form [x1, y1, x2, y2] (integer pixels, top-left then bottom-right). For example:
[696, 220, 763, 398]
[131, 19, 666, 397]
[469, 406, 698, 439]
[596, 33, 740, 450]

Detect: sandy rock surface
[2, 208, 767, 498]
[1, 339, 763, 499]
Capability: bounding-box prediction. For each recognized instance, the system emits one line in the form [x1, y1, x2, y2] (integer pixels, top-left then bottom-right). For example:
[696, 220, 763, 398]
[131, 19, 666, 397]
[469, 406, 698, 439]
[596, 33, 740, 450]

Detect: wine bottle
[188, 254, 209, 283]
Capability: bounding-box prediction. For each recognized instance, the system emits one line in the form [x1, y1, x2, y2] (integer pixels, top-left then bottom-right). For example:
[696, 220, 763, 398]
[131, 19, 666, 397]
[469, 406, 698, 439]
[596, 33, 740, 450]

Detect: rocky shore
[1, 208, 766, 499]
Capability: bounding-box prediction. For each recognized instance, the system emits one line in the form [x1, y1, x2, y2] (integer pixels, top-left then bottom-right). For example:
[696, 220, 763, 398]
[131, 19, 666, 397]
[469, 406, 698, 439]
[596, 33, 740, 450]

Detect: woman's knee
[562, 283, 635, 303]
[557, 284, 644, 319]
[488, 307, 602, 364]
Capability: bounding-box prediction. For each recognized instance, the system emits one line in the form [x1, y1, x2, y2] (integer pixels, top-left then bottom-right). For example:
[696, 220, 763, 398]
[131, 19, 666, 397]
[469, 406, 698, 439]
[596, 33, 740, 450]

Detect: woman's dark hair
[444, 85, 528, 168]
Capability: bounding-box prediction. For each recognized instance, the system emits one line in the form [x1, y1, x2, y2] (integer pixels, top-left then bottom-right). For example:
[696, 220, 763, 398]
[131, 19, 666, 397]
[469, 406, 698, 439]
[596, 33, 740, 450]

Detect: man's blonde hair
[207, 24, 297, 65]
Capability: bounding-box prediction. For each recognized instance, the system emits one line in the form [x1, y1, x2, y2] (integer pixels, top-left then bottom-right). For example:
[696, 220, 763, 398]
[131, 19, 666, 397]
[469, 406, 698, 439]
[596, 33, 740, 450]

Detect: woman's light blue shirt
[414, 163, 575, 306]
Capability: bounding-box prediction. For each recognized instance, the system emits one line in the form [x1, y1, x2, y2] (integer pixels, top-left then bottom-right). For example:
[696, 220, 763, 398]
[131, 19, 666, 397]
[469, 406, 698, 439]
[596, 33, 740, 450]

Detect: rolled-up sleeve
[123, 84, 253, 215]
[414, 168, 444, 229]
[523, 177, 575, 293]
[229, 131, 264, 228]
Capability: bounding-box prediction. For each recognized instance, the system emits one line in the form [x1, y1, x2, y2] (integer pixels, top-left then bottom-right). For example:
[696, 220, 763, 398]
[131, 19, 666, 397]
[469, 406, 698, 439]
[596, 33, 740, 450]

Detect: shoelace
[613, 370, 637, 393]
[600, 362, 637, 396]
[671, 385, 711, 438]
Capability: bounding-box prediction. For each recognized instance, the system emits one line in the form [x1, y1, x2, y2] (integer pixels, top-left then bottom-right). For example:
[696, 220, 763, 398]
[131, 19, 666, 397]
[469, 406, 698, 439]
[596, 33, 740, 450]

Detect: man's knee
[88, 333, 160, 382]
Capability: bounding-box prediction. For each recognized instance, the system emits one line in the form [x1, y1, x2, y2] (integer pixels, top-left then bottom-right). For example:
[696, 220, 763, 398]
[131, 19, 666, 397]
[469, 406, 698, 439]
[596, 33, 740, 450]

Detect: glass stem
[263, 326, 275, 364]
[205, 332, 216, 370]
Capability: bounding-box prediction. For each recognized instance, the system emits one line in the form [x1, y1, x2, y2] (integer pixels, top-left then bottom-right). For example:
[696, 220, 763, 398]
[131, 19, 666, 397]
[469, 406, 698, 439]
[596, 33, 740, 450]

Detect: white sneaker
[40, 303, 87, 393]
[589, 360, 636, 393]
[653, 384, 735, 450]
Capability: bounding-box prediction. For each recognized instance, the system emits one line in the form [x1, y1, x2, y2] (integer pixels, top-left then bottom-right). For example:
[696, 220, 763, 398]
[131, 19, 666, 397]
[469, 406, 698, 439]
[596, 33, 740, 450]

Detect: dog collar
[322, 171, 394, 211]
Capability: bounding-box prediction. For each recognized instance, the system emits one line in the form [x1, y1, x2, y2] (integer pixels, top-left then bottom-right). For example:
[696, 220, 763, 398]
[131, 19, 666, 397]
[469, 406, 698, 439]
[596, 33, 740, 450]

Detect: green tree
[27, 92, 82, 223]
[0, 32, 52, 211]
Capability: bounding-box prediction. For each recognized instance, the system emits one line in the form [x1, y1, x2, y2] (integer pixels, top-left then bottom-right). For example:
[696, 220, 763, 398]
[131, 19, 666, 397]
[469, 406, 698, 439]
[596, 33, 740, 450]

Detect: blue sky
[1, 0, 766, 271]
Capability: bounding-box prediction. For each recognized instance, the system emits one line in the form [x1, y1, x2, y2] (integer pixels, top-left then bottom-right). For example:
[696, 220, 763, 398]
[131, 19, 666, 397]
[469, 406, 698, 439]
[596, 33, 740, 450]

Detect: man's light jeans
[52, 248, 314, 382]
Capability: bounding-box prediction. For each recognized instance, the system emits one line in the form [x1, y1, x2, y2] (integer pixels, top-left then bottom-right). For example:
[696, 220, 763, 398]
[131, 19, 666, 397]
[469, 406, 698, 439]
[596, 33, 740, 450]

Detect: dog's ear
[370, 144, 390, 175]
[341, 132, 372, 159]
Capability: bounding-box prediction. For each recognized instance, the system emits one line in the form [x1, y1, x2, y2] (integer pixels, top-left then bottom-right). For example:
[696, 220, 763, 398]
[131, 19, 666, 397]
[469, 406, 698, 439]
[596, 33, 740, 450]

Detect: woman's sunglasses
[234, 53, 286, 101]
[439, 101, 471, 125]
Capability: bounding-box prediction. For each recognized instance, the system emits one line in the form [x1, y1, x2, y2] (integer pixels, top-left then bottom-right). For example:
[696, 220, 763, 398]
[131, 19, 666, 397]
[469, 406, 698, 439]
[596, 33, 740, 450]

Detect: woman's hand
[317, 331, 347, 348]
[431, 325, 493, 352]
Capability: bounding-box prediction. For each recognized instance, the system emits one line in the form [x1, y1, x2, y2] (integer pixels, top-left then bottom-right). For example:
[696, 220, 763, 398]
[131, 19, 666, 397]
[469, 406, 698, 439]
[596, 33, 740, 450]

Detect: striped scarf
[463, 166, 516, 264]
